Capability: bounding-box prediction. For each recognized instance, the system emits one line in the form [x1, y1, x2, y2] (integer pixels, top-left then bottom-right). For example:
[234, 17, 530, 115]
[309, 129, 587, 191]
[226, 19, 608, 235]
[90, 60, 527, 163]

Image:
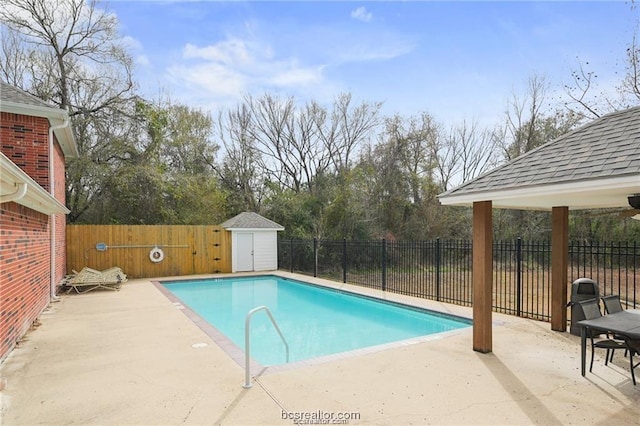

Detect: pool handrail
[243, 305, 289, 388]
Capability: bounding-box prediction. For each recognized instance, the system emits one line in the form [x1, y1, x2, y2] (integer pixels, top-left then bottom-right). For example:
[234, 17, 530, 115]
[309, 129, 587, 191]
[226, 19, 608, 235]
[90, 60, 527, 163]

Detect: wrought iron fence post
[516, 237, 522, 317]
[342, 238, 347, 283]
[436, 238, 441, 302]
[290, 239, 294, 273]
[634, 241, 638, 307]
[382, 238, 387, 291]
[313, 237, 318, 278]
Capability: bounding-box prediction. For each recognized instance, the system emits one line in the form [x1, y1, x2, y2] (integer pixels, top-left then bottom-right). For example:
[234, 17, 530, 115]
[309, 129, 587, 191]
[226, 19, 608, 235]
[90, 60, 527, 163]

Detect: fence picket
[66, 225, 231, 278]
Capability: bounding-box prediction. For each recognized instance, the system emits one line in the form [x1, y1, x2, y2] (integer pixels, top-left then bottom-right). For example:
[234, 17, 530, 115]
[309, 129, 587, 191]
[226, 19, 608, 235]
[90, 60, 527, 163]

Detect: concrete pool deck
[1, 271, 639, 425]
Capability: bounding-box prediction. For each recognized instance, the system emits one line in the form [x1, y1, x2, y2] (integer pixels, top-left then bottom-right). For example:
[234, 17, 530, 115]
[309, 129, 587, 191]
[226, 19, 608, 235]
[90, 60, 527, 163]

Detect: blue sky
[108, 1, 638, 128]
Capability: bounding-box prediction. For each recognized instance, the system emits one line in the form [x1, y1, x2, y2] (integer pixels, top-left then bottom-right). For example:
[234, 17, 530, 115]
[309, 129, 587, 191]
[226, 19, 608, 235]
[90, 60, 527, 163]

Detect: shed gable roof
[439, 107, 640, 210]
[221, 212, 284, 230]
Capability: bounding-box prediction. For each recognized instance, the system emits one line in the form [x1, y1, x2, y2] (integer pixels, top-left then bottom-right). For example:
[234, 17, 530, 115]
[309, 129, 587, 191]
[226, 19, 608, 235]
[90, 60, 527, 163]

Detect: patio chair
[65, 267, 127, 294]
[577, 299, 627, 372]
[602, 294, 624, 314]
[622, 337, 640, 385]
[601, 294, 629, 360]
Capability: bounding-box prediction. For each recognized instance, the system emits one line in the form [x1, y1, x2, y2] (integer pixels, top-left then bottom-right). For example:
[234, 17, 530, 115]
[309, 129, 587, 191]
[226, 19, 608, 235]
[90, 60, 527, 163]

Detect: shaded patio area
[439, 106, 640, 353]
[1, 272, 638, 425]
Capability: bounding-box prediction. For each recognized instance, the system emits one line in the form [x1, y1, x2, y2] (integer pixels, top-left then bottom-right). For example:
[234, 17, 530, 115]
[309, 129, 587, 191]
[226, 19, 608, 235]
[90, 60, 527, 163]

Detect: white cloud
[135, 54, 150, 66]
[120, 36, 150, 67]
[167, 62, 247, 97]
[351, 6, 373, 23]
[120, 35, 143, 50]
[166, 36, 327, 103]
[299, 24, 414, 65]
[183, 39, 255, 65]
[268, 63, 325, 87]
[331, 34, 415, 64]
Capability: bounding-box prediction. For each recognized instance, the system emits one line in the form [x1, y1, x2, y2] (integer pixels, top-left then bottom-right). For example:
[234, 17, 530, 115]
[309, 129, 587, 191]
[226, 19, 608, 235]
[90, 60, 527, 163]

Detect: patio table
[578, 311, 640, 376]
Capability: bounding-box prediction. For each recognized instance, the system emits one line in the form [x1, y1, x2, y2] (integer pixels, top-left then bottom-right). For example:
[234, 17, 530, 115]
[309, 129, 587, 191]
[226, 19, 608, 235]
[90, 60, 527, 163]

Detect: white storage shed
[221, 212, 285, 272]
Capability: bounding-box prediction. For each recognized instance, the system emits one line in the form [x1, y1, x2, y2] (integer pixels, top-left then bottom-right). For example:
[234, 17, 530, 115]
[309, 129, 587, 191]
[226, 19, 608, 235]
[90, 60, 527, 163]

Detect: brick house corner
[0, 82, 78, 362]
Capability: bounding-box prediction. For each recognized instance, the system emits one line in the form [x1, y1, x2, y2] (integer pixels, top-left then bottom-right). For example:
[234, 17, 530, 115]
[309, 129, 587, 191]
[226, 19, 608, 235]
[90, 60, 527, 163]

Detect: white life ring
[149, 247, 164, 263]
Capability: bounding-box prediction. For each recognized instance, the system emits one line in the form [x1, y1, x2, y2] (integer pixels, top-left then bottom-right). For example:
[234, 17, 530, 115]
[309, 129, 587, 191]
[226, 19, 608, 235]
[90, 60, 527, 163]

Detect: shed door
[236, 233, 254, 272]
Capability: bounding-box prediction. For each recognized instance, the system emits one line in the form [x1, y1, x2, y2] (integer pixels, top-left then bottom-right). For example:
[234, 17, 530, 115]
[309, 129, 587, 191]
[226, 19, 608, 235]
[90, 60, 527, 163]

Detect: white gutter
[0, 182, 27, 203]
[48, 118, 70, 302]
[0, 152, 70, 214]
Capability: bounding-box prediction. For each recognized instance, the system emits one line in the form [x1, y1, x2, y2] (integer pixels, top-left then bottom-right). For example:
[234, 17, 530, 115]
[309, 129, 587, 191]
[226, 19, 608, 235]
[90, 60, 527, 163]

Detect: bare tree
[1, 0, 136, 222]
[238, 92, 380, 194]
[324, 93, 382, 172]
[0, 0, 134, 114]
[0, 27, 29, 87]
[384, 113, 438, 204]
[501, 75, 550, 160]
[245, 93, 308, 192]
[434, 120, 498, 191]
[564, 3, 640, 118]
[621, 30, 640, 103]
[217, 104, 265, 212]
[563, 63, 610, 119]
[501, 75, 581, 164]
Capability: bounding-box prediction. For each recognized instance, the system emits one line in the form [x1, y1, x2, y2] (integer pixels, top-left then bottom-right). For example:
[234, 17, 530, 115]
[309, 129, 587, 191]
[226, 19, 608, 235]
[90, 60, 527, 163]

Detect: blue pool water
[162, 276, 471, 366]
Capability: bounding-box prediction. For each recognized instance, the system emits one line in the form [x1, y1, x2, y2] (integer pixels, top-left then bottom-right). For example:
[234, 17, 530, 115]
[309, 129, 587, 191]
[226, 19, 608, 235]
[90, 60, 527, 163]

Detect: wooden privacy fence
[66, 225, 231, 278]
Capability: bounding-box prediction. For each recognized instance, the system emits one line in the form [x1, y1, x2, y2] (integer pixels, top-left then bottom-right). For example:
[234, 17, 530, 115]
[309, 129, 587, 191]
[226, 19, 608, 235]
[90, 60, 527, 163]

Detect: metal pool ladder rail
[243, 306, 289, 388]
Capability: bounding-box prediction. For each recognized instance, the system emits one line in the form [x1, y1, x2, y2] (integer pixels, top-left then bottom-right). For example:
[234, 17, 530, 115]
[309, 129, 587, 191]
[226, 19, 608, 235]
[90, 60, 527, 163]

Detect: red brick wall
[0, 111, 68, 361]
[0, 203, 51, 359]
[53, 141, 67, 284]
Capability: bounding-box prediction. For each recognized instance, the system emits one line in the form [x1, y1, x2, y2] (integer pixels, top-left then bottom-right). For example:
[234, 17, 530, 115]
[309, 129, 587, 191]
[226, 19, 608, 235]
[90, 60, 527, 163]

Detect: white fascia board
[0, 152, 69, 215]
[1, 101, 78, 158]
[0, 100, 65, 118]
[438, 175, 640, 210]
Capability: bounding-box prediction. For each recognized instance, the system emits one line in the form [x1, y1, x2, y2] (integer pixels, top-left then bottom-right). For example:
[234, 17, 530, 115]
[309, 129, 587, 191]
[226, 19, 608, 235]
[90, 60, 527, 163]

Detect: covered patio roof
[438, 106, 640, 353]
[439, 106, 640, 211]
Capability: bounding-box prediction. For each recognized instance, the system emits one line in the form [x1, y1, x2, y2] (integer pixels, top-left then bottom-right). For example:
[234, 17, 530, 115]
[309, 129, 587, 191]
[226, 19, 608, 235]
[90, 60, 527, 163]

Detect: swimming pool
[161, 275, 471, 366]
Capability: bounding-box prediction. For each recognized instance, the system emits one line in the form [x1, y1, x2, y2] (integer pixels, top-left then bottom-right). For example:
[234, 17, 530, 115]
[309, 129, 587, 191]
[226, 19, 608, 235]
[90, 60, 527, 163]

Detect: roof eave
[225, 227, 285, 232]
[0, 152, 70, 215]
[438, 175, 640, 211]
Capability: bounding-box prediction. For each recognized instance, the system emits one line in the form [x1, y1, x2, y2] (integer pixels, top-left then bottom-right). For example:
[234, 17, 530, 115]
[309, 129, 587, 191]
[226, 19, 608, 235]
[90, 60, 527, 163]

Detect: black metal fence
[278, 238, 639, 322]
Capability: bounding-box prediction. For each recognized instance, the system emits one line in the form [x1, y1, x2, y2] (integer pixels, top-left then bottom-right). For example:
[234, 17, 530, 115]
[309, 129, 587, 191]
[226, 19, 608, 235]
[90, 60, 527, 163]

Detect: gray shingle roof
[220, 212, 284, 230]
[441, 106, 640, 197]
[0, 81, 58, 109]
